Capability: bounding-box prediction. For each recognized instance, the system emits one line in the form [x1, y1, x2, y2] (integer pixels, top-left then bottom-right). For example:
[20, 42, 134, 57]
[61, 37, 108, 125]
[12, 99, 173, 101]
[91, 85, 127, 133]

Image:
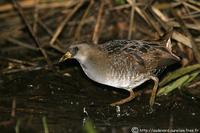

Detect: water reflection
[0, 68, 200, 132]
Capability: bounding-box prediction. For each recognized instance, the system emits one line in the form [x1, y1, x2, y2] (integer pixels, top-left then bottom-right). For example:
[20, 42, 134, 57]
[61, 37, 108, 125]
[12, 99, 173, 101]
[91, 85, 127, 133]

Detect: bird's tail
[160, 28, 180, 61]
[165, 38, 180, 61]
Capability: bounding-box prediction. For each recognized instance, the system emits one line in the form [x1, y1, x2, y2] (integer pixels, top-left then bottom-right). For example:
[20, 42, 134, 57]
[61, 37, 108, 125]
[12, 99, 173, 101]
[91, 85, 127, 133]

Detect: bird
[59, 38, 180, 107]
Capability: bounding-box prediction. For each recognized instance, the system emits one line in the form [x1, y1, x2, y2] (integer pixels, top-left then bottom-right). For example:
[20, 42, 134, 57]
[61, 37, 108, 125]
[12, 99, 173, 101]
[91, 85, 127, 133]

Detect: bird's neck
[79, 50, 108, 80]
[85, 50, 107, 70]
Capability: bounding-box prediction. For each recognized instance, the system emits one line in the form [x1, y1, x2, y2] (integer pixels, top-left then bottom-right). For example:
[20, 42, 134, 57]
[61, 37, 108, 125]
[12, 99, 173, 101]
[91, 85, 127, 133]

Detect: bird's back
[98, 40, 179, 76]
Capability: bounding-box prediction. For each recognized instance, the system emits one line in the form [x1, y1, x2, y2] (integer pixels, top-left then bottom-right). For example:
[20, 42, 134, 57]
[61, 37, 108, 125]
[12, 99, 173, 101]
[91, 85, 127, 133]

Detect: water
[0, 66, 200, 133]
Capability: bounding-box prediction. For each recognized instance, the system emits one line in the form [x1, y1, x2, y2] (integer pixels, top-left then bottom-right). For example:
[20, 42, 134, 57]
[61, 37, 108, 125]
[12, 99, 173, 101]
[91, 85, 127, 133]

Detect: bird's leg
[149, 76, 159, 107]
[110, 89, 138, 106]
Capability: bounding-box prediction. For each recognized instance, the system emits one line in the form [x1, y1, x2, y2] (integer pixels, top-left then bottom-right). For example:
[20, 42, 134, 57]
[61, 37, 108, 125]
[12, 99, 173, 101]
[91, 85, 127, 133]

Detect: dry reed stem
[109, 3, 143, 11]
[92, 0, 105, 44]
[37, 18, 65, 53]
[75, 0, 94, 40]
[135, 7, 151, 25]
[169, 21, 200, 31]
[172, 31, 192, 48]
[50, 0, 84, 45]
[0, 57, 37, 66]
[6, 38, 38, 50]
[127, 0, 136, 39]
[135, 6, 162, 37]
[0, 0, 78, 12]
[12, 0, 52, 67]
[0, 0, 199, 69]
[172, 9, 200, 63]
[33, 0, 39, 34]
[183, 2, 200, 12]
[182, 2, 200, 31]
[11, 97, 16, 117]
[188, 0, 200, 7]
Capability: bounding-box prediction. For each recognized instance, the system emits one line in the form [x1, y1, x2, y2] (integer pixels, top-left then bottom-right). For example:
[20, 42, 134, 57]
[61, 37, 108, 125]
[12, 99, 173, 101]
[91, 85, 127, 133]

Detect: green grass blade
[83, 119, 97, 133]
[157, 70, 200, 96]
[42, 116, 49, 133]
[157, 75, 189, 96]
[15, 119, 21, 133]
[159, 64, 200, 87]
[114, 0, 126, 5]
[181, 70, 200, 88]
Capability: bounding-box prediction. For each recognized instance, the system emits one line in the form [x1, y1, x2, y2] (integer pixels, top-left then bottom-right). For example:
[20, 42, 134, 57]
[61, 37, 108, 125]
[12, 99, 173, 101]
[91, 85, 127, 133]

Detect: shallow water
[0, 65, 200, 133]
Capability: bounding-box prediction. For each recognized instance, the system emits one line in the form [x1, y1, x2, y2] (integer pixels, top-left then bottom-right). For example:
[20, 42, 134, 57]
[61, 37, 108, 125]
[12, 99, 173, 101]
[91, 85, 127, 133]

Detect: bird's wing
[99, 40, 139, 55]
[99, 40, 179, 74]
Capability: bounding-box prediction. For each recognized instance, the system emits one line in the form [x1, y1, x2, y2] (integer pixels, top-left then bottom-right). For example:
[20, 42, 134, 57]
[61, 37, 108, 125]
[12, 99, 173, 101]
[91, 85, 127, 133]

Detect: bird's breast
[104, 68, 132, 88]
[79, 58, 149, 90]
[104, 70, 149, 90]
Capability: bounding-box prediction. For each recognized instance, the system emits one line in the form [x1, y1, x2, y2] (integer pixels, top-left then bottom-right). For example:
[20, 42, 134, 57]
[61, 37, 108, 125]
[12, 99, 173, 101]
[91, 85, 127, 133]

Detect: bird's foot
[110, 90, 138, 106]
[149, 76, 159, 107]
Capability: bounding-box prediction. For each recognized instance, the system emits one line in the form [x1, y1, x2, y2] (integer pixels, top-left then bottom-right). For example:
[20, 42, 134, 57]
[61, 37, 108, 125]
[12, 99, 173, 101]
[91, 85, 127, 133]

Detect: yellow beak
[59, 52, 72, 62]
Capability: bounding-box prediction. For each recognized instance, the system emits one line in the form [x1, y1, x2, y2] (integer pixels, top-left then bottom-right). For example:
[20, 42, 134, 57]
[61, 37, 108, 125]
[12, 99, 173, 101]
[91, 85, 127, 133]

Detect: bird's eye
[73, 47, 79, 53]
[70, 46, 79, 56]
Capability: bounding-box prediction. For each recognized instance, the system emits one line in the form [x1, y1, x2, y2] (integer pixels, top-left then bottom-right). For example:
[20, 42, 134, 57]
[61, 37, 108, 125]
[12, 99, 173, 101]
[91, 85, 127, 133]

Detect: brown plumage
[59, 39, 180, 106]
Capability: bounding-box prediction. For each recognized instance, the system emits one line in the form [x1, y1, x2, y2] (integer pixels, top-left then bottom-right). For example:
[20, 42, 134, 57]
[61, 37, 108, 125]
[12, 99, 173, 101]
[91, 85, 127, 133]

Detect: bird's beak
[59, 52, 72, 62]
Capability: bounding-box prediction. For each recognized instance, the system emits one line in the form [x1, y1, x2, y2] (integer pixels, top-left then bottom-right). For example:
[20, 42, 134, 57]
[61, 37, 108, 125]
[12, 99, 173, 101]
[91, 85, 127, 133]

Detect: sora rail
[59, 39, 179, 106]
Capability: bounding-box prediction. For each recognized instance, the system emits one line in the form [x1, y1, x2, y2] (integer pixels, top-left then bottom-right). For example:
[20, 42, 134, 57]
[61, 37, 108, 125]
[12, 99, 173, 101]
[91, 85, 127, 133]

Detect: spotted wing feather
[99, 40, 179, 75]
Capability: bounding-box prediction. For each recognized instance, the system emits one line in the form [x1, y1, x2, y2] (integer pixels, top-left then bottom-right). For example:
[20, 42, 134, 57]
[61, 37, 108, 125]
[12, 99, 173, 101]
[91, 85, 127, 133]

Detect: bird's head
[59, 44, 94, 63]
